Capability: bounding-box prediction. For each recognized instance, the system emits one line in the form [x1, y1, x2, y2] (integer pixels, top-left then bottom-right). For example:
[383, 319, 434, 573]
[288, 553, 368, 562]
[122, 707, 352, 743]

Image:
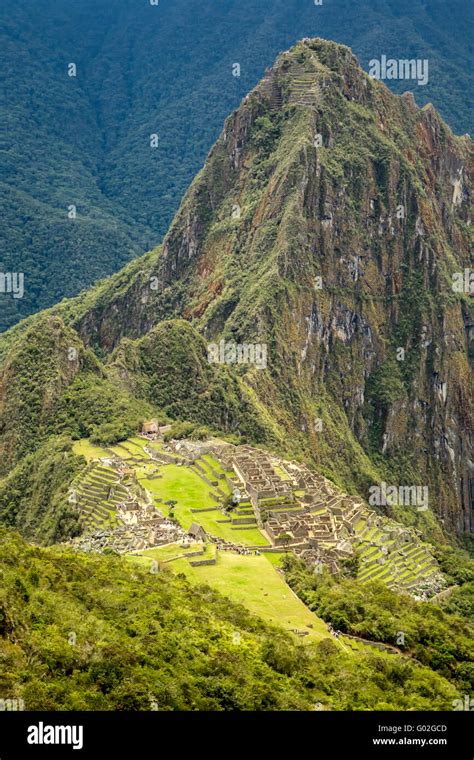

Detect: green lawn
[140, 464, 219, 509]
[263, 551, 287, 568]
[130, 547, 330, 643]
[128, 437, 149, 452]
[273, 465, 291, 481]
[122, 438, 149, 456]
[200, 454, 227, 477]
[72, 439, 111, 461]
[109, 440, 145, 459]
[139, 464, 269, 546]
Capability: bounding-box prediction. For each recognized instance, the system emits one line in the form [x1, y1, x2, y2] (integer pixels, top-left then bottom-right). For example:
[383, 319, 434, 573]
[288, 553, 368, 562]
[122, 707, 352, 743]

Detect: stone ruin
[204, 442, 444, 594]
[67, 436, 444, 595]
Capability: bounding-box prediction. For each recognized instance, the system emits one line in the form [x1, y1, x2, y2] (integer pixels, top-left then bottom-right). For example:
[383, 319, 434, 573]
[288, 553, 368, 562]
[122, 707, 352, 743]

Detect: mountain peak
[109, 38, 471, 534]
[250, 37, 368, 114]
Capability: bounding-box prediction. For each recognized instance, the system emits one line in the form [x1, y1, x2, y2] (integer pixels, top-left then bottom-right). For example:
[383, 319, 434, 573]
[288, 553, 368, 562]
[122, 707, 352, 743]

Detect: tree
[164, 500, 177, 519]
[278, 532, 292, 552]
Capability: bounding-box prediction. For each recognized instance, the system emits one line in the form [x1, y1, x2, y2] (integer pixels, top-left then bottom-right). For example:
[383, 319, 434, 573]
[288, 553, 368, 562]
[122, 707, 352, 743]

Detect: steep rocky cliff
[1, 39, 472, 538]
[63, 39, 472, 534]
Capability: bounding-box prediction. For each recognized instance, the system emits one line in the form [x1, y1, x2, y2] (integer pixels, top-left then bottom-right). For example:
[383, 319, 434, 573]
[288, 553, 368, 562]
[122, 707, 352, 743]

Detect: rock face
[69, 40, 472, 534]
[2, 39, 472, 537]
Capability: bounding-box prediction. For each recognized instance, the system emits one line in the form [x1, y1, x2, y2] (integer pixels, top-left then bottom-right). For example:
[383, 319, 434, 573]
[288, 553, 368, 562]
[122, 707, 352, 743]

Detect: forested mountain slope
[0, 38, 472, 712]
[1, 526, 469, 710]
[1, 0, 472, 330]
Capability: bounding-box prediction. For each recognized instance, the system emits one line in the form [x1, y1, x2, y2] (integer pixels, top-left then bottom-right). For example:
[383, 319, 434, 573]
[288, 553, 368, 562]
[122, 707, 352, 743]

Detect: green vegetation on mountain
[440, 584, 474, 625]
[0, 38, 471, 546]
[437, 545, 474, 587]
[0, 315, 154, 474]
[109, 320, 271, 443]
[0, 316, 96, 470]
[1, 0, 471, 330]
[283, 555, 474, 694]
[55, 374, 154, 447]
[0, 438, 84, 545]
[0, 527, 464, 710]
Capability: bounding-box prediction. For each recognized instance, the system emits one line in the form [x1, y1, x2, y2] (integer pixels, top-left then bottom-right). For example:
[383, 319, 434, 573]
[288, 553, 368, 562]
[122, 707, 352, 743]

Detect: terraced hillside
[69, 462, 130, 532]
[69, 435, 443, 598]
[353, 516, 440, 595]
[60, 433, 463, 671]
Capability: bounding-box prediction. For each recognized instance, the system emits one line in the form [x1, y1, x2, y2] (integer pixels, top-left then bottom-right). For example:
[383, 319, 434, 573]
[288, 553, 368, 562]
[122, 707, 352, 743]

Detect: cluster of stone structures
[211, 444, 360, 571]
[70, 516, 185, 554]
[68, 434, 444, 596]
[67, 454, 187, 554]
[197, 443, 444, 596]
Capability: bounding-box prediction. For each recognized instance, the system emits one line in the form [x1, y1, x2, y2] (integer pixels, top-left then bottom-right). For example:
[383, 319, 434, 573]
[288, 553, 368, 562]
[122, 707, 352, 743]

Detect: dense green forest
[0, 527, 466, 710]
[283, 556, 474, 694]
[1, 0, 471, 330]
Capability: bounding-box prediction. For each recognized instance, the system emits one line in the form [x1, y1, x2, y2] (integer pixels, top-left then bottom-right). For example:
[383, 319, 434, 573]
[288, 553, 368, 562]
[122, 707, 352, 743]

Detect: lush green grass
[108, 443, 139, 460]
[132, 546, 329, 643]
[129, 437, 150, 450]
[119, 439, 148, 457]
[200, 454, 227, 477]
[139, 463, 268, 546]
[273, 465, 291, 482]
[72, 439, 111, 462]
[264, 551, 287, 568]
[140, 464, 219, 509]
